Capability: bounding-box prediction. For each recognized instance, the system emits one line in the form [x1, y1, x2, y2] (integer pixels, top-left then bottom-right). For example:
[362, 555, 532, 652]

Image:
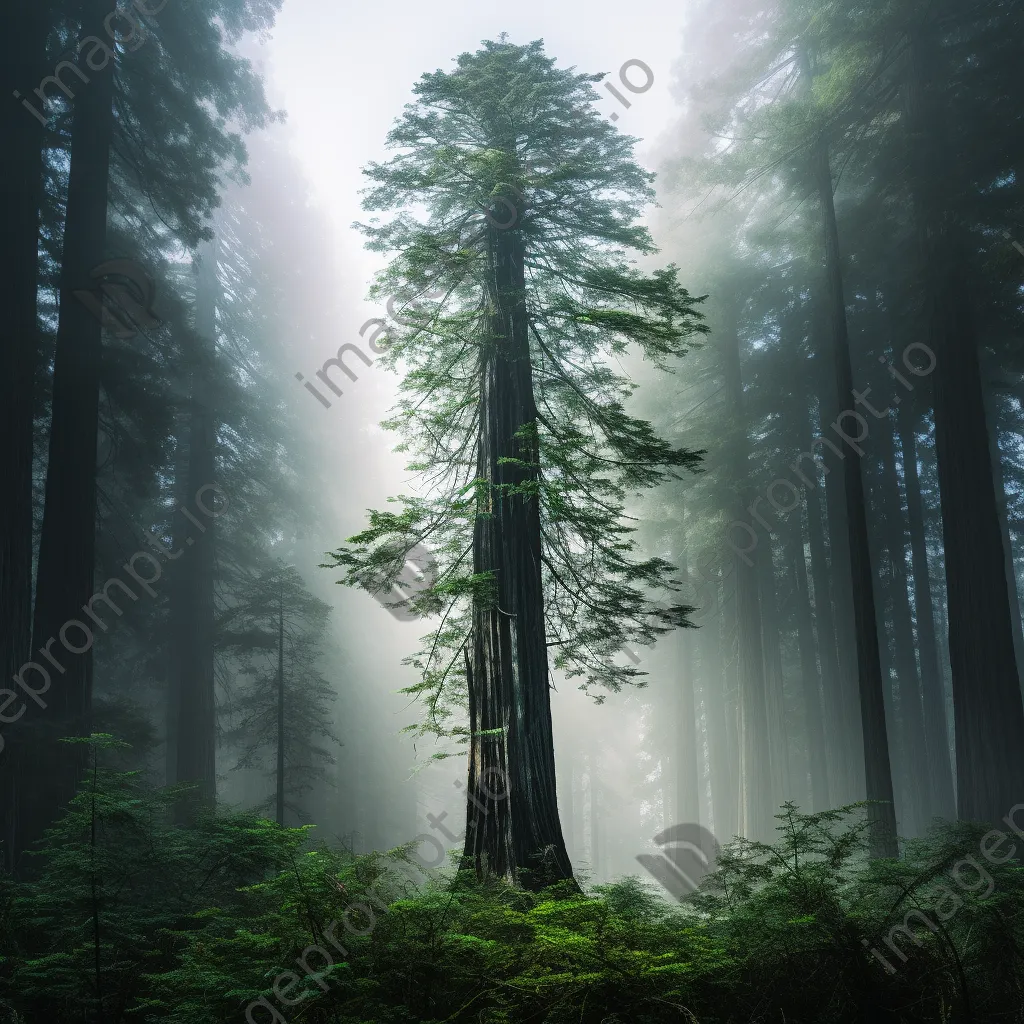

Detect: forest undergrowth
[1, 737, 1022, 1024]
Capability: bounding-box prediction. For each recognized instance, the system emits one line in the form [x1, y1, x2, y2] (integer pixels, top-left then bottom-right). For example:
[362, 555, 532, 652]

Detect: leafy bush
[3, 748, 1024, 1022]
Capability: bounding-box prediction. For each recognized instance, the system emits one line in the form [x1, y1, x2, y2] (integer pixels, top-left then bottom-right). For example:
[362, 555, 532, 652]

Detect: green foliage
[0, 735, 308, 1023]
[220, 563, 341, 822]
[5, 772, 1024, 1022]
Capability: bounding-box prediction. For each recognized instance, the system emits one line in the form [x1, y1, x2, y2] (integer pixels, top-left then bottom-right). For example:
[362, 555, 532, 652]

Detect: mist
[3, 0, 1024, 1020]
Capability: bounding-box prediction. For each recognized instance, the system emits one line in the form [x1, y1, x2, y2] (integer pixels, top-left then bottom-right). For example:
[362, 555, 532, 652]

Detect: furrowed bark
[896, 405, 955, 819]
[463, 212, 573, 888]
[19, 0, 119, 867]
[0, 0, 51, 872]
[906, 30, 1024, 826]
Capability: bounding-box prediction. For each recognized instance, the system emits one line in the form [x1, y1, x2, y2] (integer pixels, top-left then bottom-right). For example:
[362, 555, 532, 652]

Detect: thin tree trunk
[721, 312, 772, 842]
[577, 766, 586, 863]
[896, 406, 955, 819]
[558, 747, 575, 865]
[164, 409, 189, 790]
[815, 386, 865, 806]
[798, 382, 851, 809]
[19, 0, 119, 866]
[788, 511, 830, 812]
[800, 63, 864, 812]
[809, 127, 898, 855]
[693, 667, 711, 827]
[162, 650, 176, 787]
[588, 745, 601, 878]
[0, 0, 51, 872]
[876, 402, 928, 836]
[463, 209, 573, 888]
[808, 308, 867, 808]
[173, 241, 219, 817]
[759, 539, 791, 816]
[867, 545, 906, 839]
[675, 631, 700, 825]
[865, 451, 906, 836]
[359, 714, 379, 853]
[702, 583, 734, 840]
[675, 511, 700, 826]
[982, 383, 1024, 692]
[721, 576, 741, 841]
[276, 579, 285, 826]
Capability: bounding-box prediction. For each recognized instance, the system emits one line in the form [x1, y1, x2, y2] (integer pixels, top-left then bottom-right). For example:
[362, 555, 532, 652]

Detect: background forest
[2, 0, 1024, 1021]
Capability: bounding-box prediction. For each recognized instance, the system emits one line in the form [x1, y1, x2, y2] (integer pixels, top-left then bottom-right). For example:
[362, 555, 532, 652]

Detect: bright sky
[262, 0, 690, 282]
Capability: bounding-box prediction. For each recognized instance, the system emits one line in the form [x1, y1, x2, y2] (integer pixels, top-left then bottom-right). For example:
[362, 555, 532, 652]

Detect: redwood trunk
[808, 307, 866, 806]
[173, 242, 218, 817]
[463, 216, 572, 887]
[798, 381, 853, 807]
[896, 407, 955, 819]
[721, 314, 771, 841]
[907, 32, 1024, 825]
[20, 0, 118, 864]
[759, 540, 791, 814]
[982, 384, 1024, 691]
[876, 410, 928, 836]
[675, 521, 700, 826]
[0, 0, 50, 871]
[703, 585, 736, 840]
[928, 254, 1024, 824]
[812, 140, 898, 855]
[276, 581, 285, 825]
[788, 515, 830, 812]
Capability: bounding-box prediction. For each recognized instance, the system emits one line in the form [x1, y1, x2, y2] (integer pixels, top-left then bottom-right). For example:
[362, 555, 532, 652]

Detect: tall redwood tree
[326, 38, 707, 887]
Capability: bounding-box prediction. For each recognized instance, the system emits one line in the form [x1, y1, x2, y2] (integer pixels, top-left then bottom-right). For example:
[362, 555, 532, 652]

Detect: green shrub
[4, 751, 1024, 1023]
